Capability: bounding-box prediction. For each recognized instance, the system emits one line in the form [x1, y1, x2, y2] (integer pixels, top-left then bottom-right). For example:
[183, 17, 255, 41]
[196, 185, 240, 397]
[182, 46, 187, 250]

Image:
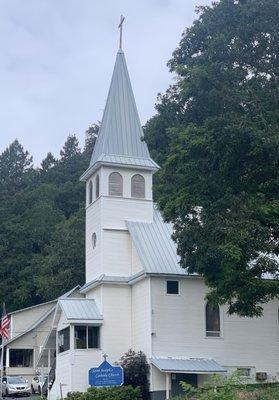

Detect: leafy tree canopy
[145, 0, 279, 316]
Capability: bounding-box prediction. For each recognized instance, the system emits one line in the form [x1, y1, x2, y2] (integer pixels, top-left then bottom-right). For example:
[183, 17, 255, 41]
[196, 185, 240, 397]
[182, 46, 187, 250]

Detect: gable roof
[5, 286, 81, 345]
[126, 206, 188, 276]
[58, 298, 103, 321]
[5, 305, 56, 346]
[81, 50, 158, 180]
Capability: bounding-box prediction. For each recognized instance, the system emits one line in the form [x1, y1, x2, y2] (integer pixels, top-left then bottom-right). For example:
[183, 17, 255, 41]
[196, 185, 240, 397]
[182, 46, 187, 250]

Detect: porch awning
[58, 298, 103, 321]
[151, 357, 226, 374]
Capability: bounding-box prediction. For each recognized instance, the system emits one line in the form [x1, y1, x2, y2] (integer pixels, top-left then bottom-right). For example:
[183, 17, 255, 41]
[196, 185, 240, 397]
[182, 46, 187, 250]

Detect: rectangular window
[74, 326, 100, 349]
[166, 280, 179, 295]
[9, 349, 33, 367]
[58, 327, 70, 353]
[237, 368, 251, 377]
[88, 327, 99, 348]
[75, 326, 87, 349]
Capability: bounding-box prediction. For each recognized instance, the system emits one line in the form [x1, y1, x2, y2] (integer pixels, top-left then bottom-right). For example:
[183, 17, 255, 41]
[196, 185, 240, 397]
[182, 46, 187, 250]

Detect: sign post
[89, 355, 124, 388]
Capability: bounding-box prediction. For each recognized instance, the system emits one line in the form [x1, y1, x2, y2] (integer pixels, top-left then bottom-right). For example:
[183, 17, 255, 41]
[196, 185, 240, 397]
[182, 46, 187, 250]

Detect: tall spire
[81, 40, 158, 180]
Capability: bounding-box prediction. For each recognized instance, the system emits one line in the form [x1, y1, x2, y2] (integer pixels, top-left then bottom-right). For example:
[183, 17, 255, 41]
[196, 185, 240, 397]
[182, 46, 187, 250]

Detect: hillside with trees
[0, 125, 98, 311]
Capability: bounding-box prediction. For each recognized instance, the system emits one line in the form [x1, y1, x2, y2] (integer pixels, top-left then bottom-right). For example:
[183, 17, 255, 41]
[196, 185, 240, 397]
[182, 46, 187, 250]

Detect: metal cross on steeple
[118, 15, 125, 50]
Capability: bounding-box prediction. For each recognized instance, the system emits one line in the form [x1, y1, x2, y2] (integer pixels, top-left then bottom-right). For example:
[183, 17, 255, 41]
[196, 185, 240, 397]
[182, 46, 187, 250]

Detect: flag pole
[0, 337, 4, 400]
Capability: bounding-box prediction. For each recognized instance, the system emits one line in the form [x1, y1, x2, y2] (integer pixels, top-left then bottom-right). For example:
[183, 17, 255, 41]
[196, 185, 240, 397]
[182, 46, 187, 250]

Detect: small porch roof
[151, 357, 226, 374]
[58, 298, 103, 321]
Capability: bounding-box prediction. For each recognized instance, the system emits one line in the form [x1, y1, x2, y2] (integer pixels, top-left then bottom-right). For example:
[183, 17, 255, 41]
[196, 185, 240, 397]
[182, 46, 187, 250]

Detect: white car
[1, 376, 31, 397]
[31, 375, 47, 395]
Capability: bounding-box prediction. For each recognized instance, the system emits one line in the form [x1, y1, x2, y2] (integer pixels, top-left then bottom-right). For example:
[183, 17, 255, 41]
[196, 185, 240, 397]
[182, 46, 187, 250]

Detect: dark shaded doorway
[171, 373, 198, 397]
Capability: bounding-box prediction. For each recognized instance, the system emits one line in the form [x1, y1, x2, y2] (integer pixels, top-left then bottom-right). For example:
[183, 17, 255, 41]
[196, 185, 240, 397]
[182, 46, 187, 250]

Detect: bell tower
[81, 37, 159, 284]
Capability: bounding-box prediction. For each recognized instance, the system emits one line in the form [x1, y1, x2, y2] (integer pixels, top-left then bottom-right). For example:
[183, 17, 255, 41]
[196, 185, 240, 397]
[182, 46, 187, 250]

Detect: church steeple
[81, 48, 159, 181]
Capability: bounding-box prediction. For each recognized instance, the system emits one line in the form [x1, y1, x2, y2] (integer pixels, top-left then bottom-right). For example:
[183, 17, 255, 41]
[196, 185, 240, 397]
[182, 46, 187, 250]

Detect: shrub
[198, 374, 240, 400]
[120, 349, 150, 400]
[66, 385, 142, 400]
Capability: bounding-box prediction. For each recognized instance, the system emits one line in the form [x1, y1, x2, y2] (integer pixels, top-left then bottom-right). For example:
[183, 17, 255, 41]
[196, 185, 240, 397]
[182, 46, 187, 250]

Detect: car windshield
[8, 377, 26, 384]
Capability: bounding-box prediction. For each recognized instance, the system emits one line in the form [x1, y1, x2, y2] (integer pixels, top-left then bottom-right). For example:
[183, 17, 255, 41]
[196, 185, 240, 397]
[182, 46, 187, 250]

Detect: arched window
[88, 181, 93, 204]
[95, 175, 100, 198]
[131, 174, 145, 198]
[109, 172, 123, 196]
[206, 303, 220, 337]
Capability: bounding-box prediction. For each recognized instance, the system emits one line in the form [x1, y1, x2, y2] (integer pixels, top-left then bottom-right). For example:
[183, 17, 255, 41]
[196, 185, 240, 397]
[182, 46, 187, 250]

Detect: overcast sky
[0, 0, 212, 165]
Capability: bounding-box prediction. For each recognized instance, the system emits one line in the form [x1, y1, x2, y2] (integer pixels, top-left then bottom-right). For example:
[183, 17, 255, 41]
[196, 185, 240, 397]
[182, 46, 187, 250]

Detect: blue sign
[89, 360, 124, 387]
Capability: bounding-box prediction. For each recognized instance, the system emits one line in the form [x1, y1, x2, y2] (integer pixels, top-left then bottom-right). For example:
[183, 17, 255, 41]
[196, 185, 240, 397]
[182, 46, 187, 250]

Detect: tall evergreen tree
[0, 139, 33, 197]
[60, 135, 80, 161]
[41, 152, 56, 171]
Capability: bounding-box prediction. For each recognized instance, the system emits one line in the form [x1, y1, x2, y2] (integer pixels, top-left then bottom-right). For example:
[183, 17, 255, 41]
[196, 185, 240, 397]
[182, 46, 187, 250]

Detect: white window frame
[131, 173, 145, 199]
[204, 302, 223, 339]
[166, 280, 180, 295]
[108, 172, 123, 197]
[74, 325, 100, 350]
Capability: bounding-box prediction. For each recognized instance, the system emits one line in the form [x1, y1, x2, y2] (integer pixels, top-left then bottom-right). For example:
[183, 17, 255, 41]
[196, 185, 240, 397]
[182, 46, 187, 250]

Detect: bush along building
[1, 44, 279, 400]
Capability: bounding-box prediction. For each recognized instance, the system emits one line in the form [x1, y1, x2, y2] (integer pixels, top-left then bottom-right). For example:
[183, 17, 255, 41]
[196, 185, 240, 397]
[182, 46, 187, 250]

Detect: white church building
[2, 46, 279, 400]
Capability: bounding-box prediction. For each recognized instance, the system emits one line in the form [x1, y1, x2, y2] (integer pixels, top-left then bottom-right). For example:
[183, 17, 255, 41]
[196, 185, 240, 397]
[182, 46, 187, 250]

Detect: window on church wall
[88, 181, 93, 204]
[74, 325, 100, 349]
[166, 280, 179, 295]
[109, 172, 123, 196]
[9, 349, 34, 367]
[206, 303, 221, 337]
[131, 174, 145, 198]
[96, 174, 100, 198]
[58, 327, 70, 353]
[92, 232, 97, 249]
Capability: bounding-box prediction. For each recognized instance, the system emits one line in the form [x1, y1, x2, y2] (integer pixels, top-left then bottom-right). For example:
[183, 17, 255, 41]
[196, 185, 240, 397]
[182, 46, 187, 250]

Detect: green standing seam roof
[126, 206, 188, 275]
[151, 357, 227, 373]
[81, 50, 159, 180]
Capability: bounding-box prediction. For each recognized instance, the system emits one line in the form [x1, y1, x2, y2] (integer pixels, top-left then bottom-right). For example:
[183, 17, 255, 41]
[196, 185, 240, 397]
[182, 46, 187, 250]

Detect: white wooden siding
[131, 278, 151, 355]
[151, 277, 279, 381]
[85, 198, 102, 282]
[101, 285, 132, 362]
[102, 230, 132, 276]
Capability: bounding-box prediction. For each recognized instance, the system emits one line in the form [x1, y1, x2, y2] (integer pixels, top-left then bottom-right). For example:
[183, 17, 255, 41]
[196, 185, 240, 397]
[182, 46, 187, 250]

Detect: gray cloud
[0, 0, 212, 164]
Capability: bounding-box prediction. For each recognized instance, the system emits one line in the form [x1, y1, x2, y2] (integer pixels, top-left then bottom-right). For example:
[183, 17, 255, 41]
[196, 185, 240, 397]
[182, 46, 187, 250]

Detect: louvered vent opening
[131, 174, 145, 198]
[96, 174, 100, 198]
[109, 172, 123, 196]
[88, 181, 93, 204]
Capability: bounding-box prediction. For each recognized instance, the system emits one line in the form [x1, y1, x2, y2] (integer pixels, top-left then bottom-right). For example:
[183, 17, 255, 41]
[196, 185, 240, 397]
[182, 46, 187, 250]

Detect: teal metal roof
[58, 298, 103, 321]
[151, 357, 226, 373]
[126, 206, 188, 275]
[81, 50, 158, 180]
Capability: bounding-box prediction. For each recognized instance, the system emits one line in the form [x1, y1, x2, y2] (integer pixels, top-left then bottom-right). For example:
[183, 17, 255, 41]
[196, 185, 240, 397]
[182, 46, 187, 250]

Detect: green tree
[120, 350, 150, 400]
[145, 0, 279, 316]
[84, 123, 99, 157]
[0, 123, 97, 312]
[0, 139, 33, 197]
[60, 135, 80, 161]
[41, 152, 56, 171]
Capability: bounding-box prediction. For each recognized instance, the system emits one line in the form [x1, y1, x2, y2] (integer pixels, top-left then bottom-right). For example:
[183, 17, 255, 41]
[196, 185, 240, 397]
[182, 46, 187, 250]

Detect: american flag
[0, 304, 9, 341]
